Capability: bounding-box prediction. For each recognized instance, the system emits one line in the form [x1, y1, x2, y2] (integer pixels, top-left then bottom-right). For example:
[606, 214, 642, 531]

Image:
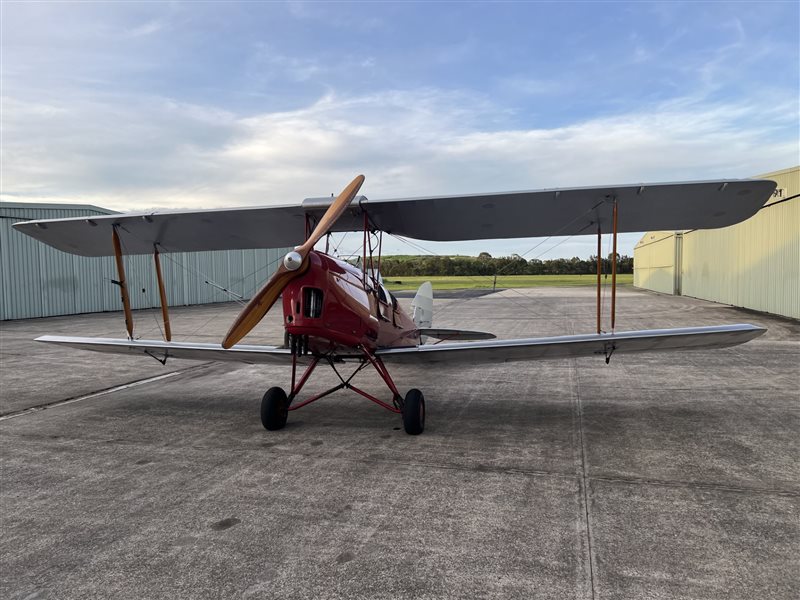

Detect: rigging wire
[489, 200, 603, 276]
[110, 197, 616, 340]
[330, 232, 349, 257]
[384, 198, 610, 319]
[386, 232, 573, 321]
[156, 250, 266, 340]
[158, 251, 248, 306]
[116, 222, 286, 340]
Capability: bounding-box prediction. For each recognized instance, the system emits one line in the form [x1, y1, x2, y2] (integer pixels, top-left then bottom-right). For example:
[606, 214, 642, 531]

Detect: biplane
[14, 175, 775, 434]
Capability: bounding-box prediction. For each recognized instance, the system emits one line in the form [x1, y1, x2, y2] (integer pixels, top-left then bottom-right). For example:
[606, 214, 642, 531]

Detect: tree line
[378, 253, 633, 277]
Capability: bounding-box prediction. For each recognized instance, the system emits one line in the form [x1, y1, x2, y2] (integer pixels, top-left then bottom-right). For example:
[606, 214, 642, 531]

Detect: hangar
[4, 168, 797, 321]
[0, 202, 290, 321]
[634, 166, 799, 319]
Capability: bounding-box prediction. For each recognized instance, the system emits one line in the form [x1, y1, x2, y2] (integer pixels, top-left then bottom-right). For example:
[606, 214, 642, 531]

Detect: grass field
[383, 273, 634, 291]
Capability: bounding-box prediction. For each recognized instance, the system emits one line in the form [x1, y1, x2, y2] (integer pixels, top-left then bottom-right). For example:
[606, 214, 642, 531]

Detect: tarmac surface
[1, 287, 798, 599]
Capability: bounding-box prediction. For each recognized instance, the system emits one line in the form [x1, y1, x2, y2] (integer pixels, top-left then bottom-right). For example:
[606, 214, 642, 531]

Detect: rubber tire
[261, 387, 289, 431]
[402, 388, 425, 435]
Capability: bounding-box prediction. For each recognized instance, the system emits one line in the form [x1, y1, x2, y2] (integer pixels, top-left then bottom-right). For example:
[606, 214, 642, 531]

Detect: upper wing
[36, 324, 765, 366]
[375, 324, 766, 364]
[13, 179, 775, 256]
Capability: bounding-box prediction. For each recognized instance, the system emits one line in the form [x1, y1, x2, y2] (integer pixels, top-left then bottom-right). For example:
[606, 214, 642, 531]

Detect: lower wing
[36, 324, 764, 365]
[376, 324, 765, 364]
[35, 335, 293, 365]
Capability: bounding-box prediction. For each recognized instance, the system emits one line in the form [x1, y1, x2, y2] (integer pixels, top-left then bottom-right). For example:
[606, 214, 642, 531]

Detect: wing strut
[611, 198, 619, 331]
[596, 224, 602, 334]
[111, 225, 134, 340]
[362, 209, 369, 285]
[153, 245, 172, 342]
[595, 197, 620, 337]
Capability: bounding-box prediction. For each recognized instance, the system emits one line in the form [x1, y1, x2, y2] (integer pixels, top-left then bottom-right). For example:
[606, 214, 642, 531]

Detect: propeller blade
[221, 174, 365, 349]
[296, 174, 365, 255]
[221, 260, 308, 349]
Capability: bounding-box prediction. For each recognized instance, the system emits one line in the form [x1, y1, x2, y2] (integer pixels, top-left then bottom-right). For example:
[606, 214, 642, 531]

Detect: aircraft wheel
[261, 387, 289, 431]
[402, 388, 425, 435]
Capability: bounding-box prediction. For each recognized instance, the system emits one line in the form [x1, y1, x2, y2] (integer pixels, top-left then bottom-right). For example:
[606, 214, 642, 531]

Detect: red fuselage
[282, 251, 418, 354]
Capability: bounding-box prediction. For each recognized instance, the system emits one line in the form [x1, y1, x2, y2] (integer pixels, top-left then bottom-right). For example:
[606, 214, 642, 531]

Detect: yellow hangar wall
[633, 231, 679, 295]
[634, 166, 799, 319]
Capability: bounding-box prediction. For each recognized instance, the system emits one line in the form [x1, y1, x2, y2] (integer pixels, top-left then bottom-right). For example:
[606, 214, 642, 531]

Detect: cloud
[432, 39, 478, 65]
[246, 44, 322, 84]
[125, 18, 165, 38]
[3, 1, 795, 259]
[285, 1, 384, 31]
[5, 88, 796, 203]
[2, 86, 796, 257]
[497, 77, 572, 97]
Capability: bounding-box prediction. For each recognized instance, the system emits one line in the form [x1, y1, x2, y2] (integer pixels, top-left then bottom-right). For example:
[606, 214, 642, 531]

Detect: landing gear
[402, 388, 425, 435]
[261, 387, 288, 430]
[260, 349, 427, 434]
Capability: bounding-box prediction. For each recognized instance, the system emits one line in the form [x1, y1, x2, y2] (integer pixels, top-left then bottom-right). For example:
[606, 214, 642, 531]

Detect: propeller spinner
[221, 174, 365, 349]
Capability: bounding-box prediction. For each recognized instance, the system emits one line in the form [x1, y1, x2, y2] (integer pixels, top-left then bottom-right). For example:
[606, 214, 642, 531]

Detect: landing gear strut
[258, 348, 426, 434]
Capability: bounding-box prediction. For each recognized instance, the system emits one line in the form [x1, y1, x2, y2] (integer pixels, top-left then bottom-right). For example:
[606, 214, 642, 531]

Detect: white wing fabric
[36, 324, 765, 366]
[376, 324, 765, 364]
[13, 180, 775, 256]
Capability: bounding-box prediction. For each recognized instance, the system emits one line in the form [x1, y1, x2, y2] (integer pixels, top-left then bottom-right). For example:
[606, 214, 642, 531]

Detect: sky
[2, 1, 798, 260]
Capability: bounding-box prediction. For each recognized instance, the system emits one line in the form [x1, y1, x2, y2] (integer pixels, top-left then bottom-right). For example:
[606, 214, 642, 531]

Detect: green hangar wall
[634, 166, 799, 319]
[0, 202, 291, 320]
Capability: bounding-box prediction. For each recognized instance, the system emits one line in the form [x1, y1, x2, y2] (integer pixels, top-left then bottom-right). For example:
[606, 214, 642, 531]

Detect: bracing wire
[386, 233, 568, 320]
[330, 232, 349, 257]
[383, 196, 609, 320]
[158, 252, 246, 305]
[116, 223, 287, 340]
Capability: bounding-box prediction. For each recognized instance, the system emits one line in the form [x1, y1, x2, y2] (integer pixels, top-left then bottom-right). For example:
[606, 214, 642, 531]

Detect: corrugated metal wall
[0, 202, 291, 320]
[633, 231, 678, 295]
[681, 167, 799, 318]
[634, 166, 800, 319]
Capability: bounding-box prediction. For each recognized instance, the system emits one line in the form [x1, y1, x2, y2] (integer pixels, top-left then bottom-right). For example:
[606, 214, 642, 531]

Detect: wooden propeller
[221, 174, 365, 349]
